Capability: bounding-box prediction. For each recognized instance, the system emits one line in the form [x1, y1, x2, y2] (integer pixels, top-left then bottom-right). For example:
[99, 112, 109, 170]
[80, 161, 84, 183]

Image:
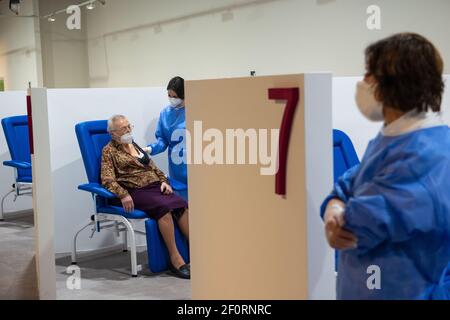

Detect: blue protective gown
[149, 106, 187, 189]
[321, 125, 450, 300]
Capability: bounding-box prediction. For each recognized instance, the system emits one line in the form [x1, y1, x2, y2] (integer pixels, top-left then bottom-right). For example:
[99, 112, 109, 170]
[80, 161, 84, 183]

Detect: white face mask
[169, 97, 184, 108]
[355, 81, 384, 122]
[120, 133, 134, 144]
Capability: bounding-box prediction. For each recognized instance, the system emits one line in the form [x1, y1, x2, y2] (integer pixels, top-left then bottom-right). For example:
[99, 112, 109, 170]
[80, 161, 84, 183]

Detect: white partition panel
[333, 75, 450, 160]
[0, 91, 33, 214]
[31, 88, 56, 299]
[442, 76, 450, 125]
[32, 87, 169, 254]
[304, 73, 335, 300]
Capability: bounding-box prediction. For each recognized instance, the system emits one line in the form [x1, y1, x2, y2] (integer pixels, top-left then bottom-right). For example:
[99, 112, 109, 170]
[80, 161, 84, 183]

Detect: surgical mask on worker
[169, 97, 184, 108]
[355, 81, 384, 122]
[120, 133, 134, 144]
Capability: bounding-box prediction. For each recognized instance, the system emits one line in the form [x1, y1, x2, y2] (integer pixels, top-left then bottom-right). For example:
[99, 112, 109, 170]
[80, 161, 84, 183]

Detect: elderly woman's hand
[121, 195, 135, 213]
[161, 182, 173, 195]
[324, 199, 358, 250]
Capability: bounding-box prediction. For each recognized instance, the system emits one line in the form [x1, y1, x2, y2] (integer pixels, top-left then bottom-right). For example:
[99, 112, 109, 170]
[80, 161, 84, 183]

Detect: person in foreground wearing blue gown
[321, 33, 450, 300]
[144, 76, 188, 199]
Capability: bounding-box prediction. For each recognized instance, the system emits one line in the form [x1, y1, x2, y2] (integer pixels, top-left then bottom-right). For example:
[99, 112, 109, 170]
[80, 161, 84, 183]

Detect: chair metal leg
[86, 213, 141, 277]
[117, 217, 137, 277]
[71, 219, 95, 265]
[114, 221, 120, 237]
[123, 228, 128, 253]
[115, 221, 128, 252]
[0, 189, 14, 221]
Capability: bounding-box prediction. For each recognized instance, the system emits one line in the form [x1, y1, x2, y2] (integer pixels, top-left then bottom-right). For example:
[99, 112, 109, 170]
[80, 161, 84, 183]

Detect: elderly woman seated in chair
[101, 115, 190, 279]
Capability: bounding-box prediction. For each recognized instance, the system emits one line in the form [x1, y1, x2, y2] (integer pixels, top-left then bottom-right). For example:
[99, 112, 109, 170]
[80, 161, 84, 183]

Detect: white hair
[107, 115, 127, 133]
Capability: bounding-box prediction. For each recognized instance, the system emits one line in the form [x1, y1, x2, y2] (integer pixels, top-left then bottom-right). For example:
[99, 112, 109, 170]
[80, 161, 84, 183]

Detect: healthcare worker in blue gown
[144, 77, 188, 201]
[321, 33, 450, 300]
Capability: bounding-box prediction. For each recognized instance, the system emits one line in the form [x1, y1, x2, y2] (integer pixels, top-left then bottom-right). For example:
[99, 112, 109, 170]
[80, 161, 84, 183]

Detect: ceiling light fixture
[42, 0, 107, 22]
[9, 0, 21, 15]
[86, 1, 95, 10]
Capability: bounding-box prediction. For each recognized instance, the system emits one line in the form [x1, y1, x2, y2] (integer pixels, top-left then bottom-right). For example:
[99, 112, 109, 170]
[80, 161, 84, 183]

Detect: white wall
[0, 0, 42, 90]
[0, 0, 89, 90]
[0, 91, 33, 214]
[443, 78, 450, 126]
[86, 0, 450, 88]
[38, 0, 90, 88]
[333, 75, 450, 160]
[34, 87, 169, 254]
[3, 0, 449, 90]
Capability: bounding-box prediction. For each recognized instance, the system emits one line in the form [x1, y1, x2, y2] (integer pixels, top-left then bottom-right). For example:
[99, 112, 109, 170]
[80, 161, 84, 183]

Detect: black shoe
[169, 263, 190, 280]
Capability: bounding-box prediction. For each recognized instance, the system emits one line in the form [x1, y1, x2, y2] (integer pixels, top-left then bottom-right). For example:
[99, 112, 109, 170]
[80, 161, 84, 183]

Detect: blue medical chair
[1, 116, 33, 221]
[72, 120, 188, 276]
[332, 129, 360, 271]
[333, 129, 360, 183]
[168, 178, 188, 202]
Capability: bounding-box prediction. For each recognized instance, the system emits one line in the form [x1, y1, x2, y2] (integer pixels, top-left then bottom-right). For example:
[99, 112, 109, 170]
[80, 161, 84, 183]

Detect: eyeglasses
[113, 124, 134, 133]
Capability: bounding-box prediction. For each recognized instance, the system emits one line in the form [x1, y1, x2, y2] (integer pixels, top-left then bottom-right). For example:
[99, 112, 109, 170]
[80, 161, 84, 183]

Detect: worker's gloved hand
[324, 200, 358, 250]
[142, 146, 152, 154]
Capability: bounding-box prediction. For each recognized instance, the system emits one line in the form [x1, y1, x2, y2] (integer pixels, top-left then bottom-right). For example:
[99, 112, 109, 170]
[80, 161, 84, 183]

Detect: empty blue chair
[332, 129, 360, 271]
[1, 116, 32, 221]
[72, 120, 188, 276]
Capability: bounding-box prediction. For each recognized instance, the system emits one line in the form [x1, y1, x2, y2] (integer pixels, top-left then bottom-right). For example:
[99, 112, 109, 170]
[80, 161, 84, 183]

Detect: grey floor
[55, 248, 192, 300]
[1, 211, 191, 300]
[0, 212, 38, 300]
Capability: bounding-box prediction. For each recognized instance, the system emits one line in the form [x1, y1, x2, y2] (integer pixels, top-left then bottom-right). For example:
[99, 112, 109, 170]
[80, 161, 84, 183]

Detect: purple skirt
[112, 182, 188, 220]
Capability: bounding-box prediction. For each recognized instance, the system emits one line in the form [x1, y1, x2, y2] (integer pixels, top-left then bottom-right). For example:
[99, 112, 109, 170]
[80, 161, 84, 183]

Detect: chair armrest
[168, 177, 187, 191]
[3, 161, 32, 170]
[78, 183, 117, 199]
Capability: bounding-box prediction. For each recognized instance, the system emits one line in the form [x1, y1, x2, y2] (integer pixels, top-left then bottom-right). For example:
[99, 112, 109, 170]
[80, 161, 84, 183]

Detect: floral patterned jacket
[101, 139, 168, 199]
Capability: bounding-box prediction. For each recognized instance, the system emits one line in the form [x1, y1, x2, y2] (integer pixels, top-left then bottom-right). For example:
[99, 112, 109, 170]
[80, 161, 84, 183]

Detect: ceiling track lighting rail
[0, 0, 106, 20]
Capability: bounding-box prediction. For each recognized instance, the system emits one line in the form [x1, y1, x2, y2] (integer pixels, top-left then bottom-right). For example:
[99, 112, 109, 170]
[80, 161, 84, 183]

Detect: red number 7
[268, 88, 300, 196]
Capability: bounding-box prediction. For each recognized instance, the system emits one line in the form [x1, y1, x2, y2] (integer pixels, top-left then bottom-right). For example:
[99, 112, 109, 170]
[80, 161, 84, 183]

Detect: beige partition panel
[187, 74, 320, 300]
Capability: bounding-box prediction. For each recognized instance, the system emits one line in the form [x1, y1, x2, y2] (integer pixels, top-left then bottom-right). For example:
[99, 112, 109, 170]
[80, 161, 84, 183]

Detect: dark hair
[365, 33, 444, 113]
[167, 76, 185, 100]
